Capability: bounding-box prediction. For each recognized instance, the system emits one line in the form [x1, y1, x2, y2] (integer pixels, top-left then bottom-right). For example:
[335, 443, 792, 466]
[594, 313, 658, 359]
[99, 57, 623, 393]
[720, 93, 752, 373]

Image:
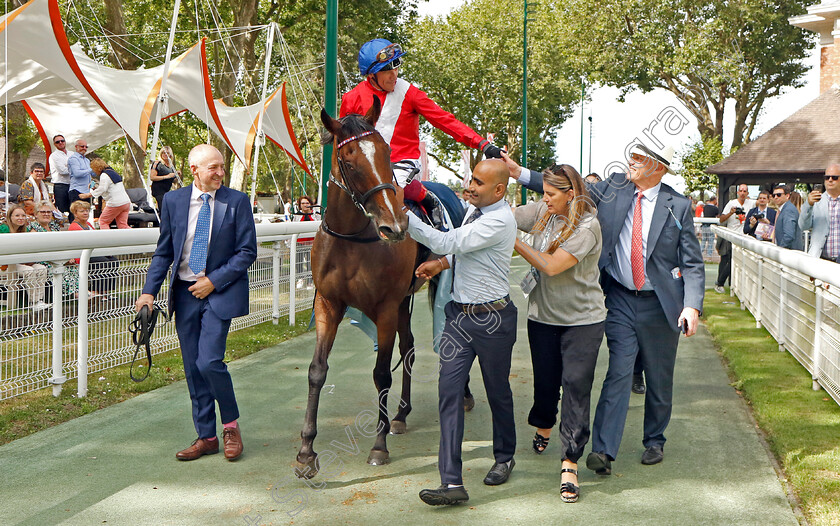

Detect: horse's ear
[364, 96, 381, 127]
[320, 108, 342, 137]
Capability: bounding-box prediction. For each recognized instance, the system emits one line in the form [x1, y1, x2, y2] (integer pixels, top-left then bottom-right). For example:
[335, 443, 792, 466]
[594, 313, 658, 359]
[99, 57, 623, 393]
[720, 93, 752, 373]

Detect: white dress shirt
[407, 198, 516, 304]
[177, 185, 216, 281]
[609, 184, 661, 291]
[49, 150, 71, 184]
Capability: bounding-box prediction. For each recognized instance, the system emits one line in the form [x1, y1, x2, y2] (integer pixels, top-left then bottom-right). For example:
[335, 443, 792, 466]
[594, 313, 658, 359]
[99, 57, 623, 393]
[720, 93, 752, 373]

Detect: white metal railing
[0, 222, 320, 400]
[713, 225, 840, 406]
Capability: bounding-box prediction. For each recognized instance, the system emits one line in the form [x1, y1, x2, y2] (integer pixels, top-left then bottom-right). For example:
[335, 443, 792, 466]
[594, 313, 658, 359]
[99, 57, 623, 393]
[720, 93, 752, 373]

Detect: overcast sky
[415, 0, 822, 192]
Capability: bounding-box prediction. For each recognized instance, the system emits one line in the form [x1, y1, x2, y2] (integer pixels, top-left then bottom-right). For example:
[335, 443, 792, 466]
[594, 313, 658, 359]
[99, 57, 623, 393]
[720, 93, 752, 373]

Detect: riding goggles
[366, 44, 402, 74]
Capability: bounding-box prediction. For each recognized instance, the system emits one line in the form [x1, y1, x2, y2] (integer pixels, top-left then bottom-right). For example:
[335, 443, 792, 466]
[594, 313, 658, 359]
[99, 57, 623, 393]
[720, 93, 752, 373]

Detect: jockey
[340, 39, 503, 194]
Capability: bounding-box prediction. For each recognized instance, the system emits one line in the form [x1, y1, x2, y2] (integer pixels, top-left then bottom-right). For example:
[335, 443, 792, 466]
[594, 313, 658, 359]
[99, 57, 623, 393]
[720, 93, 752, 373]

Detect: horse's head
[321, 98, 407, 242]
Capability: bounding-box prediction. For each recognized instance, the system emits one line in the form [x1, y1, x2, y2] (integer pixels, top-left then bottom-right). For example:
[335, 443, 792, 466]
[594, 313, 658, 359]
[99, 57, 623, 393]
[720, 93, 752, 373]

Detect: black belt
[453, 295, 511, 314]
[609, 277, 656, 297]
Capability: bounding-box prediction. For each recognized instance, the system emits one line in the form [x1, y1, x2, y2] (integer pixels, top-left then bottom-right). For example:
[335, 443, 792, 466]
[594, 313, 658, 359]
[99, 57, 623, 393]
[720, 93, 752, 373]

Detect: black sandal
[560, 467, 579, 503]
[532, 432, 550, 454]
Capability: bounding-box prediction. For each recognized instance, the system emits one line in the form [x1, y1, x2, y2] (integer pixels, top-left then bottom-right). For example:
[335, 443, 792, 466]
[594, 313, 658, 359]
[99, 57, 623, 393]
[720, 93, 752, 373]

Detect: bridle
[330, 130, 397, 217]
[322, 129, 398, 242]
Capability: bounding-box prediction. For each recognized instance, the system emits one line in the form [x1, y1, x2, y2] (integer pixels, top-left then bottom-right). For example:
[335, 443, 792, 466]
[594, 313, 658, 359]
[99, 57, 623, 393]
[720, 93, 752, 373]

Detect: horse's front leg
[390, 295, 413, 434]
[296, 293, 345, 478]
[367, 307, 398, 465]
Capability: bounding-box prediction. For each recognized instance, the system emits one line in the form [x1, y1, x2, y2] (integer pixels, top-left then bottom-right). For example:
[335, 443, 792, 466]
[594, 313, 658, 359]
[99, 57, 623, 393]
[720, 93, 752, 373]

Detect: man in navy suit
[136, 144, 257, 461]
[505, 144, 704, 472]
[772, 185, 804, 251]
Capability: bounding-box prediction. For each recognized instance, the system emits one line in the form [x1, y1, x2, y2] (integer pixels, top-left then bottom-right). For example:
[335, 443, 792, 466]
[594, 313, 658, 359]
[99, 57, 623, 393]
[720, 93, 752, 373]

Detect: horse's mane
[320, 113, 375, 146]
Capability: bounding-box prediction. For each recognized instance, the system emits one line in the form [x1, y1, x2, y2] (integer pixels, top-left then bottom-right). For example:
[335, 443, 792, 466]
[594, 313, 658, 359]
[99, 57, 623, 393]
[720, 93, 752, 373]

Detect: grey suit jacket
[523, 170, 704, 330]
[799, 197, 831, 257]
[774, 202, 804, 251]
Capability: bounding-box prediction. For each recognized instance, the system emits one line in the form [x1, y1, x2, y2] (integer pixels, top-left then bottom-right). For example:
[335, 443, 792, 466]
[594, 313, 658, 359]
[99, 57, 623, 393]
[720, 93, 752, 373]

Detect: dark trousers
[591, 287, 681, 460]
[437, 300, 517, 485]
[527, 319, 604, 463]
[53, 183, 70, 215]
[89, 256, 118, 293]
[172, 280, 239, 439]
[716, 241, 732, 287]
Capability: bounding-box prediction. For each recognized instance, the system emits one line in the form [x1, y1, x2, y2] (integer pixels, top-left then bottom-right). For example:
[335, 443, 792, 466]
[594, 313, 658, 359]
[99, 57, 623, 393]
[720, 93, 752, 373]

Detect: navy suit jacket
[774, 202, 804, 251]
[743, 206, 776, 238]
[523, 170, 704, 330]
[142, 184, 257, 320]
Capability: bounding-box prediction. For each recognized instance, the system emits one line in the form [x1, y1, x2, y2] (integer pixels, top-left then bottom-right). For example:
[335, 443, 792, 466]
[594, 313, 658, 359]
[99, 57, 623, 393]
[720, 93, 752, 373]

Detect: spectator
[29, 201, 78, 298]
[743, 191, 776, 241]
[700, 196, 719, 257]
[0, 204, 51, 311]
[714, 184, 754, 293]
[19, 163, 51, 216]
[49, 134, 72, 216]
[789, 189, 803, 212]
[150, 146, 181, 209]
[68, 200, 118, 298]
[293, 195, 320, 289]
[585, 173, 602, 184]
[509, 162, 606, 503]
[801, 164, 840, 262]
[90, 158, 132, 229]
[68, 139, 94, 219]
[695, 197, 705, 218]
[772, 185, 804, 251]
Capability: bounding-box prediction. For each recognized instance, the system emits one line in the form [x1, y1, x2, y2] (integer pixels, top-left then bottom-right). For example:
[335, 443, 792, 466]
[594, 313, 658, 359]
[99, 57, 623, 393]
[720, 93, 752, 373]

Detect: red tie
[631, 192, 645, 290]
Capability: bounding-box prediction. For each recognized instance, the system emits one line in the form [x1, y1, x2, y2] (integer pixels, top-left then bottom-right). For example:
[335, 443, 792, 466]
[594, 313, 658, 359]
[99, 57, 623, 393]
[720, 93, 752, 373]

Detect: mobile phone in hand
[679, 319, 688, 334]
[815, 184, 824, 193]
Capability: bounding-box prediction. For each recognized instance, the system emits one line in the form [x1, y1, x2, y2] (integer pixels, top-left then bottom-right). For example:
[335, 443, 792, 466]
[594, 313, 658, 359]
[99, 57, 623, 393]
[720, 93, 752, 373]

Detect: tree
[556, 0, 818, 149]
[403, 0, 582, 175]
[678, 137, 723, 196]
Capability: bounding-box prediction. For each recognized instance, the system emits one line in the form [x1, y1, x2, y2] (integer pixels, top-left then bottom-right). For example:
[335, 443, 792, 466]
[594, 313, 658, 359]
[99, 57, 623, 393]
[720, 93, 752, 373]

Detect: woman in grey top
[513, 164, 606, 503]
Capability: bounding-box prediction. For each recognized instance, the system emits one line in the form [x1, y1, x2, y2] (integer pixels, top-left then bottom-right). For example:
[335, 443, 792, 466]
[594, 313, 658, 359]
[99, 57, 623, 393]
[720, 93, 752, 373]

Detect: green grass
[703, 291, 840, 526]
[0, 309, 313, 446]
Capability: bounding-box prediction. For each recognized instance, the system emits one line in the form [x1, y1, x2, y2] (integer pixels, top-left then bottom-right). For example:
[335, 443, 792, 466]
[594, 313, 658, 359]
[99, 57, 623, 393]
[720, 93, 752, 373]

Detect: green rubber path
[2, 258, 797, 525]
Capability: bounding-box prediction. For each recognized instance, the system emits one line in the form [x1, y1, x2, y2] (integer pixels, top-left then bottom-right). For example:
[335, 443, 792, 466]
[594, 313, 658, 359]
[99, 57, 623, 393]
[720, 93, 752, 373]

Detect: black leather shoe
[483, 459, 515, 485]
[641, 445, 664, 465]
[586, 451, 612, 475]
[419, 485, 469, 506]
[632, 374, 646, 395]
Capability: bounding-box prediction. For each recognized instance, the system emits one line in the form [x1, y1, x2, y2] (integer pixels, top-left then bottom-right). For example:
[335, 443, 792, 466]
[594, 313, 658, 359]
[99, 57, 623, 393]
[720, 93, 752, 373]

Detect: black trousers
[437, 300, 517, 485]
[53, 183, 70, 214]
[716, 240, 732, 287]
[527, 319, 604, 463]
[90, 256, 118, 293]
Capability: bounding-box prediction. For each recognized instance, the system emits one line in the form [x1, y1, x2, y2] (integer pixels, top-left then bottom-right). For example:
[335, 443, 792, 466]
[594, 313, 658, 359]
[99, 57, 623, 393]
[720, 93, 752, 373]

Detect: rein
[323, 129, 398, 242]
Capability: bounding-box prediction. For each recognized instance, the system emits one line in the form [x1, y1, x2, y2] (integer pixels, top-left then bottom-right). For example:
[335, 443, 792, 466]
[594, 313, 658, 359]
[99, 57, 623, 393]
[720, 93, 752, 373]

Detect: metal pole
[147, 0, 182, 207]
[49, 263, 66, 397]
[579, 82, 584, 174]
[289, 234, 298, 326]
[77, 249, 92, 398]
[321, 0, 338, 210]
[250, 23, 276, 210]
[588, 114, 593, 175]
[520, 0, 528, 206]
[272, 241, 281, 325]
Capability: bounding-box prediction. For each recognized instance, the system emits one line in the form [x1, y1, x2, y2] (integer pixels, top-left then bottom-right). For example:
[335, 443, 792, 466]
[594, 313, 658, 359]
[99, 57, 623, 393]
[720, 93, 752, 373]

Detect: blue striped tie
[189, 193, 211, 274]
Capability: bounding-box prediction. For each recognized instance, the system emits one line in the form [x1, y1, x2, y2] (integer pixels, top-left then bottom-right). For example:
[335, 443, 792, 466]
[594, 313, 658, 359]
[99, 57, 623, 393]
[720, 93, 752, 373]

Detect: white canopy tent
[1, 0, 311, 180]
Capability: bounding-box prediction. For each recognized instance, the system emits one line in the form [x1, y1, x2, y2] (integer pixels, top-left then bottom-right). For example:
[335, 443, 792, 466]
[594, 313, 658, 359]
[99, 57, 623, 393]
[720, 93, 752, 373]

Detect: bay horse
[295, 99, 421, 477]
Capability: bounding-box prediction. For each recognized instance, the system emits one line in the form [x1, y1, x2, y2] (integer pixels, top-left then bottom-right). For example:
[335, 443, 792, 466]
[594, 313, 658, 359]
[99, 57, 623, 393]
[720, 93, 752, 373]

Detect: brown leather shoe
[222, 423, 243, 460]
[175, 437, 219, 461]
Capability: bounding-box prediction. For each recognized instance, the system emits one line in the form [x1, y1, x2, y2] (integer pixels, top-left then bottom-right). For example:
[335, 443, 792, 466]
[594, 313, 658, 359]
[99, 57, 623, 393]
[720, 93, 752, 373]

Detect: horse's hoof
[367, 449, 390, 465]
[390, 420, 407, 435]
[464, 395, 475, 412]
[294, 455, 318, 479]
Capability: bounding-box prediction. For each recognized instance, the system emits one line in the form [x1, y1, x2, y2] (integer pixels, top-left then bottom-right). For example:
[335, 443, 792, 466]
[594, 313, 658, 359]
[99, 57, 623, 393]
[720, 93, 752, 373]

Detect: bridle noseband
[330, 129, 398, 219]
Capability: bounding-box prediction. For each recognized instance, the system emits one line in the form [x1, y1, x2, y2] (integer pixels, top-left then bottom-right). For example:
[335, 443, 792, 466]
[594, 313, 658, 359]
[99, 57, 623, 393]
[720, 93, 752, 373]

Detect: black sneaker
[419, 485, 469, 506]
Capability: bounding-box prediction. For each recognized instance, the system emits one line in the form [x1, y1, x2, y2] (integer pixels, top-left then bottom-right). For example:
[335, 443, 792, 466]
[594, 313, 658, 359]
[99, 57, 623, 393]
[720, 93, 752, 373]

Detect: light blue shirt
[407, 198, 515, 304]
[609, 183, 661, 291]
[68, 152, 94, 193]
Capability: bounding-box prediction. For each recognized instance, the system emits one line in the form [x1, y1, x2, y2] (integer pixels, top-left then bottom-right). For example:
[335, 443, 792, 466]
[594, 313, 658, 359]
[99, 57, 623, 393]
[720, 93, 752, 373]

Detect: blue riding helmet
[358, 38, 405, 76]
